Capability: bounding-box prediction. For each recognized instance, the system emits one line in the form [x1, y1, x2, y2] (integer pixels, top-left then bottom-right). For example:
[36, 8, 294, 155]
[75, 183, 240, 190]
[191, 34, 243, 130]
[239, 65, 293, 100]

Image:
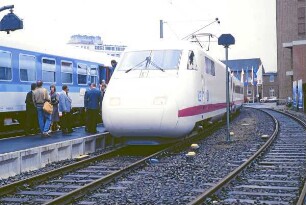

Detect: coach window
[20, 54, 36, 82]
[0, 51, 12, 81]
[42, 58, 56, 83]
[61, 61, 73, 84]
[90, 65, 98, 84]
[77, 63, 88, 85]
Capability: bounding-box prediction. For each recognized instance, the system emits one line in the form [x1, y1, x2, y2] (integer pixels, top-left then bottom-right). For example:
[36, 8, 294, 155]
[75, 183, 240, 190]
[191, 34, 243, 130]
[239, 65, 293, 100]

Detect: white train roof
[0, 38, 118, 67]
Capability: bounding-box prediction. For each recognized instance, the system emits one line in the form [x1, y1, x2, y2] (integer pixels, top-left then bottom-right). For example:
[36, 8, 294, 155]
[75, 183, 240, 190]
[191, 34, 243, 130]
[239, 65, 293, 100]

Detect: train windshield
[118, 50, 182, 72]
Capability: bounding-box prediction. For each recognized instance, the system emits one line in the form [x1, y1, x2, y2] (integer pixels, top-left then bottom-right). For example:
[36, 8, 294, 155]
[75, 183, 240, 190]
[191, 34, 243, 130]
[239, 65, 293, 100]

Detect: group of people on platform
[25, 80, 108, 137]
[24, 60, 116, 137]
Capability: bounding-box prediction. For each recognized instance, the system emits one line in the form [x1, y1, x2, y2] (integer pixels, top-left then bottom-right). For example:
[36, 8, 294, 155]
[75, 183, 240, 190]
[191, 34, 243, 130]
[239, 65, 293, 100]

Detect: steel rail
[187, 108, 279, 205]
[0, 109, 237, 205]
[44, 148, 167, 205]
[0, 145, 126, 197]
[44, 115, 228, 205]
[277, 110, 306, 205]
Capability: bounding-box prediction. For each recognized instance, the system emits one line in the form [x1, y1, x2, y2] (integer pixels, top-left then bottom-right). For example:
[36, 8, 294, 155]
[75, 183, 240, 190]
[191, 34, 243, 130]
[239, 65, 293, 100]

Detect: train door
[98, 65, 109, 83]
[199, 52, 206, 106]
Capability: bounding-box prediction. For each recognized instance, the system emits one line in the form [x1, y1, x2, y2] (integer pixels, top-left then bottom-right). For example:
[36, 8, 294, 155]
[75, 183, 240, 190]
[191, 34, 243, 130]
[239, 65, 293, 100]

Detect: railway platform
[0, 124, 112, 179]
[0, 124, 107, 154]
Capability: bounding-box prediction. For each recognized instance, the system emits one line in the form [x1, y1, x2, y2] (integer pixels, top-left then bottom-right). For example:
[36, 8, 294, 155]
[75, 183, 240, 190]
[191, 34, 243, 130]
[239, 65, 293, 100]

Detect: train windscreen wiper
[149, 60, 165, 72]
[146, 56, 165, 72]
[125, 56, 164, 73]
[125, 58, 147, 73]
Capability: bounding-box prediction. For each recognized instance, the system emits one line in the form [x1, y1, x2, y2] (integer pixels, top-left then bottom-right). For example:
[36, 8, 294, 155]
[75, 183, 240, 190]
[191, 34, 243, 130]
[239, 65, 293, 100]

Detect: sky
[0, 0, 277, 72]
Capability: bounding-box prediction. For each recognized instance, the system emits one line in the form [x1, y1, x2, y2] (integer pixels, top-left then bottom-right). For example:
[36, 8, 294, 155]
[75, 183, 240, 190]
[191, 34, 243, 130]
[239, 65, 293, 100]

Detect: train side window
[61, 61, 73, 84]
[90, 65, 98, 84]
[20, 54, 36, 82]
[42, 58, 56, 83]
[77, 63, 88, 85]
[0, 50, 12, 81]
[205, 57, 215, 76]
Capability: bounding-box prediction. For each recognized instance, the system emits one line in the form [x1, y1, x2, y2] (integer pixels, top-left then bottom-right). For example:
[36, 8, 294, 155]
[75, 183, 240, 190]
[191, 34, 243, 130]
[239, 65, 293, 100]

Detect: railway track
[0, 145, 164, 205]
[189, 109, 306, 205]
[0, 115, 224, 205]
[3, 108, 295, 205]
[73, 108, 272, 204]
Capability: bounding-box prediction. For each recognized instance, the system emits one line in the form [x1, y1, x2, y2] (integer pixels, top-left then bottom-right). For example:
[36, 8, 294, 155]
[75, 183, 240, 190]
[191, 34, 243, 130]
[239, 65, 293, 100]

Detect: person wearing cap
[32, 80, 52, 137]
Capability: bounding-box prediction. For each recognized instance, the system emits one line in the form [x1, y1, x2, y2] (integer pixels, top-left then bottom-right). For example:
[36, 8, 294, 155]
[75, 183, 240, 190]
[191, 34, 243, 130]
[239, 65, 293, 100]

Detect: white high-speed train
[102, 40, 243, 145]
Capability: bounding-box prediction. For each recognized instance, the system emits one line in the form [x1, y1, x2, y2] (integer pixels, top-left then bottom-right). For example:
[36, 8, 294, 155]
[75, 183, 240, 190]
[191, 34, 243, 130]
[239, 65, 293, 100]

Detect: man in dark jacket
[84, 83, 102, 133]
[25, 83, 38, 134]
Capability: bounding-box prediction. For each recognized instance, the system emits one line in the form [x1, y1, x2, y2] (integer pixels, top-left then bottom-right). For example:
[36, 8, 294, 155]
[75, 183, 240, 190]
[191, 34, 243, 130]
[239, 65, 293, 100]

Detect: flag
[256, 65, 263, 85]
[251, 66, 254, 85]
[244, 67, 249, 86]
[240, 69, 244, 83]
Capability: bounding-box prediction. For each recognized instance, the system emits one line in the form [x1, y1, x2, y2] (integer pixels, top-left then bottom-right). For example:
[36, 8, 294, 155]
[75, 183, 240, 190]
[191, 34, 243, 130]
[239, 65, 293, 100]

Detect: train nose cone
[102, 94, 179, 138]
[105, 106, 165, 136]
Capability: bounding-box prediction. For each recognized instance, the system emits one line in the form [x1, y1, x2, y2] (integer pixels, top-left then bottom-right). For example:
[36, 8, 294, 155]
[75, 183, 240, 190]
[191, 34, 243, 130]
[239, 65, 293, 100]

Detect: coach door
[98, 65, 110, 84]
[199, 51, 206, 106]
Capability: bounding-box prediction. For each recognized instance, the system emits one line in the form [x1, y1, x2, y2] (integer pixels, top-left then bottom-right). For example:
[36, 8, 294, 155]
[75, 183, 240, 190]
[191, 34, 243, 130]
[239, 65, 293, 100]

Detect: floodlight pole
[218, 34, 235, 142]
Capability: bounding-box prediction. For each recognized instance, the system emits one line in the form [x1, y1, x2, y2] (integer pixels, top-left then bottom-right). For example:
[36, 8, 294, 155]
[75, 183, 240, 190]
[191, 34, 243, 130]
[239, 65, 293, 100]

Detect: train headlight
[153, 97, 167, 105]
[110, 97, 121, 106]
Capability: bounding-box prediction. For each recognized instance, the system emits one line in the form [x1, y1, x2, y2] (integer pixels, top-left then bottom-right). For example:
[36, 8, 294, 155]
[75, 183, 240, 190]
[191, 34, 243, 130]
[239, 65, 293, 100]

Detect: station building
[277, 0, 306, 110]
[67, 35, 126, 57]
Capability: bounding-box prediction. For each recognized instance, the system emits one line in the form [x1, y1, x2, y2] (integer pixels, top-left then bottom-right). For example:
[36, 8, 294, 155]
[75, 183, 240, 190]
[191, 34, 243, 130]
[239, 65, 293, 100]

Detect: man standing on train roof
[59, 85, 73, 134]
[32, 80, 52, 137]
[84, 83, 102, 134]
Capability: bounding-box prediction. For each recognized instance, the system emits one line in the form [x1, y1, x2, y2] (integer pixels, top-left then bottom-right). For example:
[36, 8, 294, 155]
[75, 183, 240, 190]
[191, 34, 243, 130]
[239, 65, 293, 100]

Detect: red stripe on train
[178, 103, 226, 117]
[178, 100, 243, 117]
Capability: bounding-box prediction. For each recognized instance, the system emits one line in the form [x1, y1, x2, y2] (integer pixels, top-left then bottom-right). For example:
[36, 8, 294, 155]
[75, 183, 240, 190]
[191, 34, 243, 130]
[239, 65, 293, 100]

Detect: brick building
[262, 72, 279, 99]
[277, 0, 306, 102]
